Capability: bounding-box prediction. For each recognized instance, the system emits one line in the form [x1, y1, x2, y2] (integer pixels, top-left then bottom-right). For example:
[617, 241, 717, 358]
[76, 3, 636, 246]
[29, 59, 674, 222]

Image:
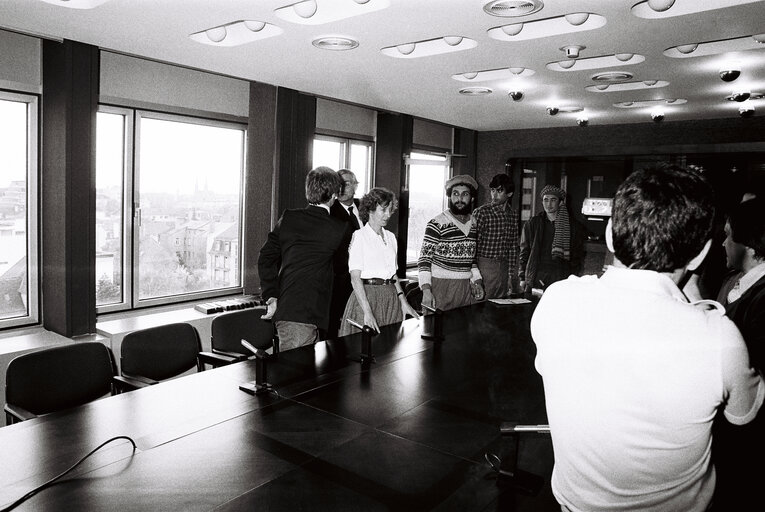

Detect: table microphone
[238, 339, 272, 395]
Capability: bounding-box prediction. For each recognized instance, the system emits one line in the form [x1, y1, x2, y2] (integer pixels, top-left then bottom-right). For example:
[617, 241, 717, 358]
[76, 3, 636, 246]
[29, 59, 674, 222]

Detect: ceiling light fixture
[558, 60, 576, 69]
[549, 54, 644, 72]
[275, 0, 390, 25]
[739, 105, 755, 117]
[633, 0, 761, 19]
[293, 0, 318, 18]
[727, 91, 764, 101]
[754, 34, 765, 44]
[651, 109, 665, 122]
[489, 13, 605, 41]
[565, 13, 590, 26]
[452, 67, 535, 82]
[586, 80, 669, 93]
[561, 45, 585, 58]
[459, 87, 493, 95]
[312, 36, 359, 50]
[592, 71, 634, 82]
[509, 91, 524, 101]
[382, 36, 476, 58]
[205, 26, 227, 43]
[614, 99, 686, 108]
[190, 20, 283, 47]
[646, 0, 675, 12]
[483, 0, 544, 17]
[547, 106, 559, 115]
[39, 0, 112, 8]
[615, 53, 634, 61]
[577, 117, 589, 126]
[719, 68, 741, 82]
[665, 34, 764, 58]
[675, 44, 698, 54]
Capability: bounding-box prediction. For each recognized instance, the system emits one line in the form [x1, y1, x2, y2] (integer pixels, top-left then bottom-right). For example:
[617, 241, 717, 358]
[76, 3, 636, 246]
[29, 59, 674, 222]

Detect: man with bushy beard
[418, 175, 484, 311]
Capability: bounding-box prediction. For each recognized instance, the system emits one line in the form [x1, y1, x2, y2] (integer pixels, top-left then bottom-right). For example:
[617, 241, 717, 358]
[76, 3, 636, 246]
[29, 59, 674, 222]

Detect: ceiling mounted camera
[547, 106, 559, 116]
[719, 69, 741, 82]
[739, 106, 755, 117]
[509, 91, 524, 101]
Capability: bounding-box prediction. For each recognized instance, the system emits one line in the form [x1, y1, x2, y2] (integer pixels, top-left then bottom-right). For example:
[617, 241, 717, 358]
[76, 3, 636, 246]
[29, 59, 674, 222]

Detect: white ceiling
[1, 0, 764, 131]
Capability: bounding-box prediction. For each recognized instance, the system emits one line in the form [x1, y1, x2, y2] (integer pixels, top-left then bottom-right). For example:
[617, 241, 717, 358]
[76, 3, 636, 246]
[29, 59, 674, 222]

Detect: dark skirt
[339, 283, 402, 336]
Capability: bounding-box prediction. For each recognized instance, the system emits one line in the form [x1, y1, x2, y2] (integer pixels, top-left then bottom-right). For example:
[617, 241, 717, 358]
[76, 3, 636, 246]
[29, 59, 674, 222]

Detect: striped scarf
[551, 205, 571, 261]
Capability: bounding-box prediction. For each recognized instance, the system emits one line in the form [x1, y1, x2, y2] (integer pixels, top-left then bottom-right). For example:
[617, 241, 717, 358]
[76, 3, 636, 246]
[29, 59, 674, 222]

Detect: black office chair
[4, 342, 117, 425]
[113, 322, 203, 393]
[199, 307, 276, 369]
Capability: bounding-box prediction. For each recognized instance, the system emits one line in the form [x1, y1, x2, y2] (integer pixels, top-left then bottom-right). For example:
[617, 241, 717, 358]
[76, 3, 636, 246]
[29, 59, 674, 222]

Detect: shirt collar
[600, 266, 688, 303]
[310, 203, 330, 213]
[739, 261, 765, 296]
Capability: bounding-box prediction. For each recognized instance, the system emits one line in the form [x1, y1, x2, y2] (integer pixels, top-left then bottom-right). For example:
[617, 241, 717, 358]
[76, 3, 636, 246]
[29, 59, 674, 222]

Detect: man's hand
[261, 298, 277, 320]
[421, 288, 435, 310]
[520, 280, 528, 293]
[471, 279, 485, 301]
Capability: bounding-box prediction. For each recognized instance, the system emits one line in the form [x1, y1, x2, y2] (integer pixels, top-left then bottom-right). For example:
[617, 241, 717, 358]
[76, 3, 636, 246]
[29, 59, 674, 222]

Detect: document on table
[488, 298, 531, 305]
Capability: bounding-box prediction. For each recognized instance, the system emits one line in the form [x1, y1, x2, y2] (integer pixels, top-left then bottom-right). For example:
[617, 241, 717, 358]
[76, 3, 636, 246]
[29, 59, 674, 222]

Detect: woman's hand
[401, 300, 420, 320]
[363, 309, 380, 333]
[421, 288, 435, 310]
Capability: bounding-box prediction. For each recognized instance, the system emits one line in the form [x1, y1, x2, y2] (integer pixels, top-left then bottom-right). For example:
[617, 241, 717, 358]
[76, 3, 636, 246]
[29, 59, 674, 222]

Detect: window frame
[313, 133, 375, 195]
[96, 107, 247, 313]
[404, 149, 452, 267]
[0, 91, 39, 330]
[95, 106, 134, 314]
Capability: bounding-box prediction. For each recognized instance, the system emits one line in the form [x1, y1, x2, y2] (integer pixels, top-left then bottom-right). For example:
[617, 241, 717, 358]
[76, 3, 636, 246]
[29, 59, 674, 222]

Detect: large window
[405, 151, 450, 265]
[312, 135, 373, 197]
[96, 109, 246, 311]
[0, 92, 39, 329]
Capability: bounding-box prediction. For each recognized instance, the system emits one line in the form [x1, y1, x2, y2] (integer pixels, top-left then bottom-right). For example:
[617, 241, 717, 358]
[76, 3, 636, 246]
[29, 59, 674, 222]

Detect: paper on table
[488, 298, 531, 305]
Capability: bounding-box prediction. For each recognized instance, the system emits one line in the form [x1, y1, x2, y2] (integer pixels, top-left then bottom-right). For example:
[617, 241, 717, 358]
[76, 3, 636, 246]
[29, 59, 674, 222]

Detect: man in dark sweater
[258, 167, 346, 351]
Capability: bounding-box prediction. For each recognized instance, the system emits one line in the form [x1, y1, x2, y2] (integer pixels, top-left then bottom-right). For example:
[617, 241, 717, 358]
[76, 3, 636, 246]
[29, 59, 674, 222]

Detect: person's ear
[687, 239, 712, 272]
[605, 218, 614, 253]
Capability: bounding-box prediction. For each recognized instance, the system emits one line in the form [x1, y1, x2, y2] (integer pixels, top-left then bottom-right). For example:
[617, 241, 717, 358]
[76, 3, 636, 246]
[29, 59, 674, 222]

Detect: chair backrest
[120, 322, 202, 381]
[5, 342, 116, 416]
[211, 308, 274, 354]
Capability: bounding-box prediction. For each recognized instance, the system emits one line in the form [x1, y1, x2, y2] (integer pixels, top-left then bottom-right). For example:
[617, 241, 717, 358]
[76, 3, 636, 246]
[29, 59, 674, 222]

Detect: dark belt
[362, 278, 395, 285]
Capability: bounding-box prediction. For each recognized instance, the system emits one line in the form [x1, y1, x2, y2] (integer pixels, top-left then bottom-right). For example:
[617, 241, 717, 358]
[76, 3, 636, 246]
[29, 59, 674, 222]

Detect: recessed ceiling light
[590, 71, 634, 82]
[585, 80, 668, 92]
[558, 106, 584, 113]
[275, 0, 390, 25]
[483, 0, 544, 17]
[189, 20, 283, 47]
[39, 0, 112, 8]
[381, 36, 477, 59]
[488, 13, 606, 41]
[614, 98, 687, 108]
[312, 36, 359, 50]
[726, 92, 764, 102]
[459, 87, 493, 95]
[665, 34, 765, 58]
[548, 54, 644, 72]
[632, 0, 762, 19]
[452, 67, 535, 82]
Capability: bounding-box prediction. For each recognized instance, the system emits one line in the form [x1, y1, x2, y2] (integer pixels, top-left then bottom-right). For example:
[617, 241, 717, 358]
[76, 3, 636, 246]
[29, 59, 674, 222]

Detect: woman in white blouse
[339, 188, 419, 335]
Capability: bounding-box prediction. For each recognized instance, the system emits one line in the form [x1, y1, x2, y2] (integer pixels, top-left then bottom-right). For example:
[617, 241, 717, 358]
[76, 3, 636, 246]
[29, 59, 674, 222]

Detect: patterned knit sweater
[418, 211, 481, 286]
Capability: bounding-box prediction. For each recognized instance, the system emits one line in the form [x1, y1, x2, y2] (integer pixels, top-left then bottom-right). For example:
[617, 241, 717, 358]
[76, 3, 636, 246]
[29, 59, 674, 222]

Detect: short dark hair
[728, 197, 765, 260]
[611, 164, 715, 272]
[359, 187, 398, 224]
[305, 166, 343, 204]
[489, 174, 514, 194]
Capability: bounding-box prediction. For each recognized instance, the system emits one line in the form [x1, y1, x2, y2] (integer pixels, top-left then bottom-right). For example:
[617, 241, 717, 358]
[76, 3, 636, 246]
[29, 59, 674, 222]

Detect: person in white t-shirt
[531, 165, 764, 512]
[339, 187, 419, 335]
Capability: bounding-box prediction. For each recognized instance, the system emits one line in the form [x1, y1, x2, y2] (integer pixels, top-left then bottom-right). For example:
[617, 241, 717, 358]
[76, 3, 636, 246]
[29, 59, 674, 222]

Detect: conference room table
[0, 299, 559, 511]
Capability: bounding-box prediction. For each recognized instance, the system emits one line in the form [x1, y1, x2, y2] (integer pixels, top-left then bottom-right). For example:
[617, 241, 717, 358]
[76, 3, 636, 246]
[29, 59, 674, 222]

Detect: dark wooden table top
[0, 300, 560, 511]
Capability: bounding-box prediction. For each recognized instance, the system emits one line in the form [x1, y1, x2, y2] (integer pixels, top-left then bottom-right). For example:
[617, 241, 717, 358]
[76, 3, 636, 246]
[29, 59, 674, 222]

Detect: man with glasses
[328, 169, 362, 338]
